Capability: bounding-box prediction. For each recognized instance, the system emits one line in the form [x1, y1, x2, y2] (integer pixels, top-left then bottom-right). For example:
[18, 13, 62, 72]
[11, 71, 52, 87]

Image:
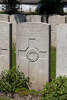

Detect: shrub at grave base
[41, 76, 67, 100]
[0, 68, 29, 94]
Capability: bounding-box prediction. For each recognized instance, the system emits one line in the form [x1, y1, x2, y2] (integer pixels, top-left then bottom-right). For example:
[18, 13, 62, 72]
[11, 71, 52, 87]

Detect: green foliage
[51, 47, 56, 80]
[41, 76, 67, 100]
[0, 68, 29, 93]
[38, 0, 63, 15]
[15, 88, 40, 96]
[0, 98, 9, 100]
[2, 0, 20, 15]
[12, 48, 16, 69]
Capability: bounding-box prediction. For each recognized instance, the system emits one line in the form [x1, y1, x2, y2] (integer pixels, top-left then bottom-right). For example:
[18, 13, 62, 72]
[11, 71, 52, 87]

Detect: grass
[12, 48, 16, 68]
[15, 88, 40, 96]
[51, 47, 56, 80]
[0, 98, 9, 100]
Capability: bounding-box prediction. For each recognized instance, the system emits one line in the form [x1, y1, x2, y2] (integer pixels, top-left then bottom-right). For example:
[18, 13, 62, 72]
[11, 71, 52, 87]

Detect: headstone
[26, 15, 41, 22]
[56, 24, 67, 77]
[16, 22, 51, 90]
[0, 14, 8, 22]
[65, 15, 67, 23]
[10, 14, 26, 45]
[0, 21, 10, 74]
[49, 15, 65, 47]
[41, 15, 46, 23]
[26, 15, 31, 22]
[15, 14, 26, 23]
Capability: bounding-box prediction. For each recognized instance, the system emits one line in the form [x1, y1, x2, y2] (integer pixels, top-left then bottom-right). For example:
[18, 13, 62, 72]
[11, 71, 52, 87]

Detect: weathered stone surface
[15, 14, 26, 23]
[0, 14, 8, 21]
[16, 22, 50, 90]
[41, 15, 46, 23]
[26, 15, 41, 22]
[56, 24, 67, 77]
[0, 21, 10, 74]
[65, 15, 67, 23]
[49, 15, 65, 47]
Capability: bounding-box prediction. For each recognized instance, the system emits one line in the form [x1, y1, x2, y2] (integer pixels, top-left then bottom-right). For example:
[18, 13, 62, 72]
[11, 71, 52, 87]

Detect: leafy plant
[41, 76, 67, 100]
[0, 68, 29, 94]
[2, 0, 20, 15]
[38, 0, 63, 15]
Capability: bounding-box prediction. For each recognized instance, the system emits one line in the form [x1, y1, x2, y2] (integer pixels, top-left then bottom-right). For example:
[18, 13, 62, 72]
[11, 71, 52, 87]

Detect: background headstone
[16, 22, 51, 90]
[15, 14, 26, 23]
[41, 15, 47, 23]
[65, 15, 67, 23]
[26, 15, 41, 22]
[0, 14, 8, 22]
[49, 15, 65, 47]
[56, 24, 67, 77]
[0, 21, 10, 74]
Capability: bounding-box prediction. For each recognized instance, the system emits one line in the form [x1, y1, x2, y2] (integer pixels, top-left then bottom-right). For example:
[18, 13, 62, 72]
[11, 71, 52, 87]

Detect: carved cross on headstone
[18, 39, 47, 63]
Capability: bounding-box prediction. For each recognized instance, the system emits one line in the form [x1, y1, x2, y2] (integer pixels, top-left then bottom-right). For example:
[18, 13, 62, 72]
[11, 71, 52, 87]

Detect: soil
[0, 93, 41, 100]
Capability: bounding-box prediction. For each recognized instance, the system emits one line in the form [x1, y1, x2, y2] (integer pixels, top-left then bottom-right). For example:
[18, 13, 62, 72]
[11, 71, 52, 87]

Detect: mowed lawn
[51, 47, 56, 79]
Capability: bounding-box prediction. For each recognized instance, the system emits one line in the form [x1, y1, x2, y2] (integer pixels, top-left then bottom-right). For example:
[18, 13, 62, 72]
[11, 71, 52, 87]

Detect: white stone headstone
[0, 14, 8, 21]
[0, 21, 10, 74]
[49, 15, 65, 47]
[56, 24, 67, 77]
[16, 22, 50, 90]
[26, 15, 41, 22]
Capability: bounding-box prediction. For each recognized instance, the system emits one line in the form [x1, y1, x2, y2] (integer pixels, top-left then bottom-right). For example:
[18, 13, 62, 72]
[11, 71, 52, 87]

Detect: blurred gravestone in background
[49, 15, 65, 47]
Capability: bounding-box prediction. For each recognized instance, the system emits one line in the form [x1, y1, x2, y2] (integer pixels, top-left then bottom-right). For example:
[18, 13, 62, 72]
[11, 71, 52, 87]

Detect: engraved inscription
[26, 49, 39, 62]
